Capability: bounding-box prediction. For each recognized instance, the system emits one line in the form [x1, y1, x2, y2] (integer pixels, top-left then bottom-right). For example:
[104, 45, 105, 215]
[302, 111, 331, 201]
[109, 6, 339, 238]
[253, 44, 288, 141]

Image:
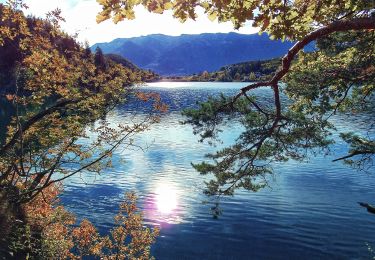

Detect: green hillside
[165, 58, 281, 82]
[105, 53, 160, 82]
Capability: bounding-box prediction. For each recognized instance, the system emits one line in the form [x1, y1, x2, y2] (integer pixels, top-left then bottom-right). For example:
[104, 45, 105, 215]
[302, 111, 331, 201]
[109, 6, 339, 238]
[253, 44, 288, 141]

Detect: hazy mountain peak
[92, 33, 294, 76]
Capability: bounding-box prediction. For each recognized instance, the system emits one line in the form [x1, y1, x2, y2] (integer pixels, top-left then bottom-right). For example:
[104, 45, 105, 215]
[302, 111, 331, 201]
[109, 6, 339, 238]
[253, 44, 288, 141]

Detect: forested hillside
[175, 58, 280, 82]
[105, 53, 160, 81]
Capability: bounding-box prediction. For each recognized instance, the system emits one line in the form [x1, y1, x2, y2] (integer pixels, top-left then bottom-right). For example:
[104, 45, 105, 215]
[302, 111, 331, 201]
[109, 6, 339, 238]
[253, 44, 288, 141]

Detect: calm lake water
[62, 82, 375, 259]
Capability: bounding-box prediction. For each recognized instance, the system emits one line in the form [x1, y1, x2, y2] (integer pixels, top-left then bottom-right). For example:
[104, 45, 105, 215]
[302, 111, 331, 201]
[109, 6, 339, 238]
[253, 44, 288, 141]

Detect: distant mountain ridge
[92, 33, 295, 76]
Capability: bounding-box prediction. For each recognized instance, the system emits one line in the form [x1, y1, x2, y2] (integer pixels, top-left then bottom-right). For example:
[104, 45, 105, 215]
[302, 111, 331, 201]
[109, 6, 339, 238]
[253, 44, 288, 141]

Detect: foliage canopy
[0, 1, 159, 205]
[0, 1, 161, 257]
[97, 0, 374, 40]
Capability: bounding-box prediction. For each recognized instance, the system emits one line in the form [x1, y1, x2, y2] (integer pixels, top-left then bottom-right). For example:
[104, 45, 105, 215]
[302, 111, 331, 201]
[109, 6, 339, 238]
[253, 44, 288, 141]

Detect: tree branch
[0, 98, 79, 157]
[332, 150, 374, 162]
[233, 17, 375, 102]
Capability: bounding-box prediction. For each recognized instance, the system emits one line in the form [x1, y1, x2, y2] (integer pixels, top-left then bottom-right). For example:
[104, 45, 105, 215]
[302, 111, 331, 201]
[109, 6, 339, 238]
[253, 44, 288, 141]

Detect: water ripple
[61, 82, 375, 259]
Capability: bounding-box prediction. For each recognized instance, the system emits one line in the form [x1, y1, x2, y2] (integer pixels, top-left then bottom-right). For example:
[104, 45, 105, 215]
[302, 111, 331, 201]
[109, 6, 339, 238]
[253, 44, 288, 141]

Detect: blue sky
[1, 0, 258, 44]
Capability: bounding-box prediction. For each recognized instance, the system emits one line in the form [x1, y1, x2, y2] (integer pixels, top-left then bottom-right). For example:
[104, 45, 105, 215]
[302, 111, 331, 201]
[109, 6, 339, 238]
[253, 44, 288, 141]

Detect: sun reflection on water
[155, 183, 178, 214]
[145, 182, 184, 225]
[146, 82, 192, 89]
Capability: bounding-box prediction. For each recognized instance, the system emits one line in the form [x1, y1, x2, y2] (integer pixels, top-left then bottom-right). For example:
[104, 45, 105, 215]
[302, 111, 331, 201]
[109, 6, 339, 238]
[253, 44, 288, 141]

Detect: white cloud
[16, 0, 259, 44]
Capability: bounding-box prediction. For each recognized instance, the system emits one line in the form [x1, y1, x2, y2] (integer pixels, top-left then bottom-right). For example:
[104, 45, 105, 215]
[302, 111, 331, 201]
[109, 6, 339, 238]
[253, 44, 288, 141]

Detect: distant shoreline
[149, 57, 280, 83]
[152, 77, 252, 83]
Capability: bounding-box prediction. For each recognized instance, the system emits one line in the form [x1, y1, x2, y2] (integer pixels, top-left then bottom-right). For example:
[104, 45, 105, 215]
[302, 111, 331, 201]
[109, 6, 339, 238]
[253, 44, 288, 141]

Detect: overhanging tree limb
[234, 17, 375, 102]
[332, 150, 374, 162]
[227, 17, 375, 139]
[0, 98, 79, 157]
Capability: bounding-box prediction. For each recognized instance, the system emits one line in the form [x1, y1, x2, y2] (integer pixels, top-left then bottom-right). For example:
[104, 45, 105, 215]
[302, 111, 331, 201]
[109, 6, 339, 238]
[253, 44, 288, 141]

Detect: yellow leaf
[164, 2, 173, 10]
[208, 11, 217, 22]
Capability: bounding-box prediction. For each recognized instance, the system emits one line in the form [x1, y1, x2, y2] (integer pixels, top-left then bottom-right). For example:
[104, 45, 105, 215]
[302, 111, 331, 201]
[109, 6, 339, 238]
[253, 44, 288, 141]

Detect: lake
[62, 82, 375, 259]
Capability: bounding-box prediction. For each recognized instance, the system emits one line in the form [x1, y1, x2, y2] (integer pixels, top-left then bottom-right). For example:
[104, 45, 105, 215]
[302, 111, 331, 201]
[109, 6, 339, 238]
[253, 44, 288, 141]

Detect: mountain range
[92, 33, 295, 76]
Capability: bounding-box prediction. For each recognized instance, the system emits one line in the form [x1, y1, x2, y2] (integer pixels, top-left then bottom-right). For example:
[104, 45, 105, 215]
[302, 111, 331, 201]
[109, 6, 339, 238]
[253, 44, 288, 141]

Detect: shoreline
[150, 77, 250, 83]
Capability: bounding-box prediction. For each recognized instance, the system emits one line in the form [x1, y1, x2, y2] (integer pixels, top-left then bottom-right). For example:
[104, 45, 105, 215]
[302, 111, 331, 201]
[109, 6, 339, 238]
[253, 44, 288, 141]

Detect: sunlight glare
[146, 82, 191, 88]
[155, 183, 178, 214]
